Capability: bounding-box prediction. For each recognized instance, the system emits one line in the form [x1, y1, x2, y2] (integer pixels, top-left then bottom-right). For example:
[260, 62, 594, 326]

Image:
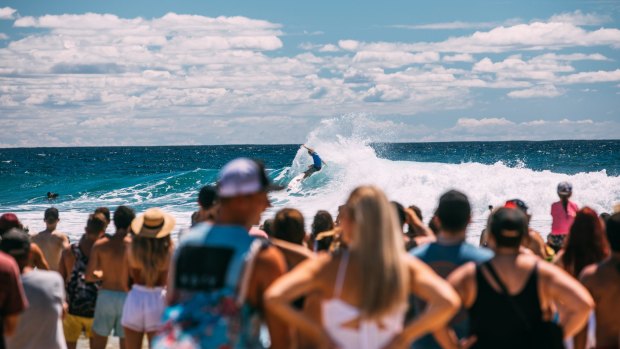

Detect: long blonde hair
[346, 186, 409, 319]
[130, 235, 171, 287]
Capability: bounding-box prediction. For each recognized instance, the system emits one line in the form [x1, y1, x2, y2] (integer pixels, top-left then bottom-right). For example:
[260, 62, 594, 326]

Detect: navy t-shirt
[409, 241, 493, 349]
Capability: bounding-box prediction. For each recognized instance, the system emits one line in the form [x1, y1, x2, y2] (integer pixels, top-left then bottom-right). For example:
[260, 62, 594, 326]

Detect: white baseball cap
[217, 158, 283, 198]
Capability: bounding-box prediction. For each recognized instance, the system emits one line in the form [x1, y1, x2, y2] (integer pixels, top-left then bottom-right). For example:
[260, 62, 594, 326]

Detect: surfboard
[287, 173, 305, 191]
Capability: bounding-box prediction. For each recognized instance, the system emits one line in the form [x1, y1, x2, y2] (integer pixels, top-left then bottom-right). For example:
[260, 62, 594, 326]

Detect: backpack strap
[236, 238, 271, 305]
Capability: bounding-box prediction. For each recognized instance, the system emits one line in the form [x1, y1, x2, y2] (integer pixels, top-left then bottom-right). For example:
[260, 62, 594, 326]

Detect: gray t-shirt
[5, 270, 66, 349]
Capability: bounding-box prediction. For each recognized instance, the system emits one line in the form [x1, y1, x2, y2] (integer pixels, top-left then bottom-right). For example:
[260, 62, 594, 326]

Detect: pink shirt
[550, 200, 579, 235]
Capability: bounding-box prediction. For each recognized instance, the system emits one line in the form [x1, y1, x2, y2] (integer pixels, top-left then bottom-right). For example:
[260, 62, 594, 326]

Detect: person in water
[303, 146, 323, 178]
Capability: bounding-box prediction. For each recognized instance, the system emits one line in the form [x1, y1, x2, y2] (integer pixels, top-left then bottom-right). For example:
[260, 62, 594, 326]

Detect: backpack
[153, 224, 269, 349]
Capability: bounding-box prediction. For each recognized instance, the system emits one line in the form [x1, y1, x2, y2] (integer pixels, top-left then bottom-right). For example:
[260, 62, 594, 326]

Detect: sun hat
[557, 181, 573, 195]
[130, 208, 176, 238]
[0, 228, 31, 257]
[217, 158, 283, 198]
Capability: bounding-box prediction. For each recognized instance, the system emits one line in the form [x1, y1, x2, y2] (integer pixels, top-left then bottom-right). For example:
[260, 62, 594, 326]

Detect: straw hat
[131, 208, 176, 238]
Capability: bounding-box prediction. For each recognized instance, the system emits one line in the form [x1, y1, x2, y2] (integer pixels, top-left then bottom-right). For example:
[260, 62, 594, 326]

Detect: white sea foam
[268, 115, 620, 244]
[7, 115, 620, 244]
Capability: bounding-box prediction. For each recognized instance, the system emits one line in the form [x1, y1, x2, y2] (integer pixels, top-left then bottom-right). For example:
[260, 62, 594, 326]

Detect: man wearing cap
[446, 207, 593, 348]
[548, 181, 579, 252]
[1, 213, 50, 270]
[158, 158, 290, 348]
[1, 228, 67, 349]
[86, 206, 136, 349]
[480, 199, 551, 260]
[32, 207, 69, 271]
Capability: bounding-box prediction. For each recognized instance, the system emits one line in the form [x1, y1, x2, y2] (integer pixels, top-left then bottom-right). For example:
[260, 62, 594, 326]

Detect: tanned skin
[85, 226, 131, 349]
[32, 217, 69, 271]
[576, 253, 620, 349]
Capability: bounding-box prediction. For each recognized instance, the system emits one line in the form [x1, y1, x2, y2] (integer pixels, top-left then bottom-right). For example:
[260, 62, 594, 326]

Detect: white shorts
[121, 284, 166, 333]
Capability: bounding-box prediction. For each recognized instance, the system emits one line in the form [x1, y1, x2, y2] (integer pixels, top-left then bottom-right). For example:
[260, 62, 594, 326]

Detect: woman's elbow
[443, 290, 461, 318]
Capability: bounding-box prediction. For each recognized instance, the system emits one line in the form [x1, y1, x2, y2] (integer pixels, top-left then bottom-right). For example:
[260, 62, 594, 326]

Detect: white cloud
[456, 117, 514, 128]
[507, 84, 563, 98]
[363, 84, 408, 102]
[532, 53, 609, 61]
[352, 51, 440, 68]
[559, 69, 620, 84]
[473, 56, 573, 80]
[426, 117, 619, 142]
[338, 40, 360, 51]
[0, 33, 8, 40]
[319, 44, 340, 52]
[0, 7, 16, 20]
[348, 22, 620, 54]
[443, 53, 474, 62]
[548, 10, 611, 26]
[392, 11, 608, 31]
[1, 10, 619, 146]
[392, 21, 500, 30]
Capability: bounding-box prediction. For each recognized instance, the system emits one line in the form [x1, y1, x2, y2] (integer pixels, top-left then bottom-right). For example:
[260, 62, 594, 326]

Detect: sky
[0, 0, 619, 147]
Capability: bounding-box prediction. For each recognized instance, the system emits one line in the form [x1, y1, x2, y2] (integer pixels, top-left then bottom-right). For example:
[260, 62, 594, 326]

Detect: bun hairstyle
[488, 207, 528, 248]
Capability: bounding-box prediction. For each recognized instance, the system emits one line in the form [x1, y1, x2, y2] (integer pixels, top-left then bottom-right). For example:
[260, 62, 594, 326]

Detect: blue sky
[0, 0, 619, 146]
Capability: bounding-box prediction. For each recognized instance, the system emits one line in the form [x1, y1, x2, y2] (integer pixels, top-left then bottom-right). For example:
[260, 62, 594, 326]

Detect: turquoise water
[1, 118, 619, 242]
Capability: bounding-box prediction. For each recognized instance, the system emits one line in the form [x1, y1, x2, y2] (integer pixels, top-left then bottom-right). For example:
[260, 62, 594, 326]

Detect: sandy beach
[77, 336, 148, 349]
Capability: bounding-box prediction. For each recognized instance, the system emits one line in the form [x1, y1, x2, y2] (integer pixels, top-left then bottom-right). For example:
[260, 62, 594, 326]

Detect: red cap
[0, 213, 22, 233]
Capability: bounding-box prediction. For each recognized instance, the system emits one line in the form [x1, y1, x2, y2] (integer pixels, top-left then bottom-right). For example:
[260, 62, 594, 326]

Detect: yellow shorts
[63, 314, 94, 342]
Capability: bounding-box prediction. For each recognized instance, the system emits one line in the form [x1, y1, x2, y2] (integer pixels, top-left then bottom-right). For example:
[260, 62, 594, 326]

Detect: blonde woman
[122, 208, 175, 349]
[265, 186, 460, 349]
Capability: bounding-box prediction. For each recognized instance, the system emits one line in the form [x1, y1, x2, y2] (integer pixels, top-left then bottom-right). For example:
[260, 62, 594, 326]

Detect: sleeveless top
[153, 224, 267, 349]
[322, 251, 406, 349]
[469, 262, 544, 349]
[66, 242, 100, 318]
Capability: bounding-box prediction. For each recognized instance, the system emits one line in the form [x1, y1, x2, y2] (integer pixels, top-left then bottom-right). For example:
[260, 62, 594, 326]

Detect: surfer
[302, 145, 323, 178]
[47, 192, 59, 200]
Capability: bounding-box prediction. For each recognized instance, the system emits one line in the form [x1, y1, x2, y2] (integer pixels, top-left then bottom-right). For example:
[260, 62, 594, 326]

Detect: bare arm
[264, 256, 336, 348]
[405, 208, 435, 240]
[85, 243, 102, 282]
[252, 247, 290, 349]
[541, 262, 593, 339]
[3, 314, 19, 337]
[30, 243, 49, 270]
[61, 233, 70, 250]
[58, 248, 69, 283]
[384, 257, 461, 348]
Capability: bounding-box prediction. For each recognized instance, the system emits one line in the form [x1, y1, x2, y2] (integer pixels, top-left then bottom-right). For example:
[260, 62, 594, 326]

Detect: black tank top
[469, 262, 544, 349]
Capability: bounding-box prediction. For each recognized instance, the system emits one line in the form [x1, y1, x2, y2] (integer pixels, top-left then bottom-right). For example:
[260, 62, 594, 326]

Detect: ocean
[1, 118, 619, 244]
